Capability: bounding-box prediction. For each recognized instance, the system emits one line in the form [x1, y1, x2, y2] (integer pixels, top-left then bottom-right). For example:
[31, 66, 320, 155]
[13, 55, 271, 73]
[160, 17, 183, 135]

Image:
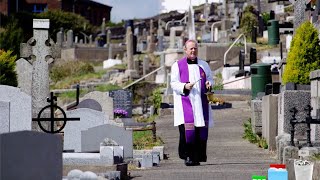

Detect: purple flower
[114, 108, 128, 117]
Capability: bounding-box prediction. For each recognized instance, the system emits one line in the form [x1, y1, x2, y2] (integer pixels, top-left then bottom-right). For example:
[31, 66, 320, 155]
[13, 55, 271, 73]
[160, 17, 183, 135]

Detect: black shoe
[184, 157, 199, 166]
[193, 162, 200, 166]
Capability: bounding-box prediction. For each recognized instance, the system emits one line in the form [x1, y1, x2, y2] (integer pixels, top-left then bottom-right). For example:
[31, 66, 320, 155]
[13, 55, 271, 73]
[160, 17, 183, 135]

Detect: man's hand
[205, 81, 211, 90]
[185, 82, 195, 90]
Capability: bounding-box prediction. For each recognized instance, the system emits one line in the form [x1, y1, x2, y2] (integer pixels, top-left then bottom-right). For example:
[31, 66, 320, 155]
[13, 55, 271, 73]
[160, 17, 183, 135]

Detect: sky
[92, 0, 220, 22]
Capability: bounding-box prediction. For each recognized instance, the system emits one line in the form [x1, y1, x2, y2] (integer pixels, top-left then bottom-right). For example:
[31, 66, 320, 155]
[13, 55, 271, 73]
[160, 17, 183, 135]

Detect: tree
[0, 18, 24, 56]
[282, 21, 320, 85]
[35, 10, 93, 41]
[0, 50, 17, 86]
[240, 5, 258, 39]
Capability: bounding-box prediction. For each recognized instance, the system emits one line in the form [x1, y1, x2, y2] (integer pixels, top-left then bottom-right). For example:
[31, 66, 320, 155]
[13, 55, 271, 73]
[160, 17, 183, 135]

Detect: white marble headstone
[0, 85, 32, 133]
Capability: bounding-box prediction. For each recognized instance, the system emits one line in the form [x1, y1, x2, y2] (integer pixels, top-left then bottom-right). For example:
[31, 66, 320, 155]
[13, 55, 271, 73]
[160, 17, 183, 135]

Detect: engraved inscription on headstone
[108, 90, 133, 118]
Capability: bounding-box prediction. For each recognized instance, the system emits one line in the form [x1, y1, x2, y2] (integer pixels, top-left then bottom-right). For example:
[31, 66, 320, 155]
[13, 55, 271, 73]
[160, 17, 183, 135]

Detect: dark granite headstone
[265, 83, 273, 95]
[250, 48, 257, 65]
[0, 131, 62, 180]
[272, 82, 281, 94]
[77, 99, 102, 112]
[285, 82, 296, 90]
[109, 90, 133, 118]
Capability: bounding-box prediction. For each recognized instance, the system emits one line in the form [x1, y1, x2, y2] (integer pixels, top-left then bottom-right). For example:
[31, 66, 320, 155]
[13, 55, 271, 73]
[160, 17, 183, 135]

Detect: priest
[170, 39, 214, 166]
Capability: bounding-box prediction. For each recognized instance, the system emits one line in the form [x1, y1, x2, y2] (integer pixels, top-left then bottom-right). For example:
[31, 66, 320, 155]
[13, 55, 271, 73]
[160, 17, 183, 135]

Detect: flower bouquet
[114, 108, 128, 118]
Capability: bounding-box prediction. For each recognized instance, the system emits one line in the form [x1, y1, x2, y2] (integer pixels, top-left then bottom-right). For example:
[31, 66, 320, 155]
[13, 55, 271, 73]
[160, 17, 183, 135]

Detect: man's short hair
[184, 39, 198, 49]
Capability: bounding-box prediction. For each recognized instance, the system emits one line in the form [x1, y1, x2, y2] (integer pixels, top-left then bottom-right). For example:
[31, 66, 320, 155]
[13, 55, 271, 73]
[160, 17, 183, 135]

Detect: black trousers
[178, 124, 207, 162]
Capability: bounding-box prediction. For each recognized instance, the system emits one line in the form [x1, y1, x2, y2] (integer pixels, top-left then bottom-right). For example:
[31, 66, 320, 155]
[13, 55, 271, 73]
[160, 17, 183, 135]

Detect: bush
[282, 21, 320, 85]
[0, 18, 24, 56]
[0, 50, 17, 86]
[150, 88, 162, 114]
[240, 5, 258, 39]
[50, 61, 94, 82]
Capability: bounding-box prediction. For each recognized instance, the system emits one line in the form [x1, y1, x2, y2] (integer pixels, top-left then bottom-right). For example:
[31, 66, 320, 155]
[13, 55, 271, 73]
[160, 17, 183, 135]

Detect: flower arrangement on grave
[114, 108, 128, 118]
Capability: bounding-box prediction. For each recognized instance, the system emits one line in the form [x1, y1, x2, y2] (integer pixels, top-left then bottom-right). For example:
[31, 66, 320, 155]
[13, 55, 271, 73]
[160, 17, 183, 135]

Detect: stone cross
[126, 27, 134, 70]
[17, 19, 61, 131]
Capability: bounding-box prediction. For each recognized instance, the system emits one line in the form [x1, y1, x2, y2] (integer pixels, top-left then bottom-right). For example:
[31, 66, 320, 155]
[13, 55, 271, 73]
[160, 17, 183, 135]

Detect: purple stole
[177, 57, 209, 143]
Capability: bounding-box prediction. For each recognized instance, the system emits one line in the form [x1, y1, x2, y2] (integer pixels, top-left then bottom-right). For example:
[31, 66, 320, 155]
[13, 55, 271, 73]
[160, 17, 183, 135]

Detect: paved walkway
[129, 101, 277, 180]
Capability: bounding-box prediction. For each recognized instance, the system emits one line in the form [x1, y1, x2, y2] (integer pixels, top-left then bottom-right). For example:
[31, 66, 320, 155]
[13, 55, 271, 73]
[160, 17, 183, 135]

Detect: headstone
[134, 57, 139, 73]
[262, 95, 278, 151]
[101, 18, 106, 35]
[0, 101, 10, 133]
[64, 109, 106, 152]
[89, 35, 93, 44]
[165, 72, 173, 95]
[143, 55, 150, 76]
[108, 89, 133, 118]
[77, 99, 102, 112]
[0, 131, 62, 180]
[15, 58, 32, 95]
[18, 19, 60, 132]
[80, 91, 114, 120]
[142, 28, 147, 40]
[214, 27, 219, 42]
[251, 100, 262, 135]
[147, 19, 155, 53]
[250, 48, 257, 65]
[75, 36, 78, 43]
[81, 124, 133, 158]
[67, 29, 74, 48]
[157, 21, 164, 51]
[310, 70, 320, 141]
[169, 27, 176, 49]
[286, 35, 292, 52]
[0, 85, 32, 133]
[56, 27, 64, 47]
[278, 90, 310, 139]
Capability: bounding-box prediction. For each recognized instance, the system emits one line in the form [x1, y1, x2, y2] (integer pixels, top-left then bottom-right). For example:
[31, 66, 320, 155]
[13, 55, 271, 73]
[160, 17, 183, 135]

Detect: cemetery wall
[61, 47, 125, 61]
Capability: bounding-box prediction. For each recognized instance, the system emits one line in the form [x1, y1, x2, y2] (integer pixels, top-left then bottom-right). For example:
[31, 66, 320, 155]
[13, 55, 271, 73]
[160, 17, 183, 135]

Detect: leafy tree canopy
[282, 21, 320, 85]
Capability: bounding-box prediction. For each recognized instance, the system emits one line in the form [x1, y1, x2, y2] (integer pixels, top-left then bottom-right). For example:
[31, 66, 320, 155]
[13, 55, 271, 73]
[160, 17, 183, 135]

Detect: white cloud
[92, 0, 220, 22]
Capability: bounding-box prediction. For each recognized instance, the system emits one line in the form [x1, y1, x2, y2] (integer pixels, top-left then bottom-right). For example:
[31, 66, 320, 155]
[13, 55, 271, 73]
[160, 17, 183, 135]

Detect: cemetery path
[129, 101, 277, 180]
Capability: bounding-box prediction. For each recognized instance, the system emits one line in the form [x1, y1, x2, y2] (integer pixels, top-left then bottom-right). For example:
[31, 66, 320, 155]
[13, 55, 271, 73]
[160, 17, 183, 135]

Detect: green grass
[57, 89, 88, 99]
[133, 130, 164, 150]
[50, 70, 107, 89]
[136, 115, 157, 123]
[311, 153, 320, 161]
[95, 84, 121, 92]
[243, 118, 268, 149]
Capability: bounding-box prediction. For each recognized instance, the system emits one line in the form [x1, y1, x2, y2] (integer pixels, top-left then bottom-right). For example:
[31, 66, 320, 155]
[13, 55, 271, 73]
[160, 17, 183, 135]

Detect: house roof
[87, 0, 112, 8]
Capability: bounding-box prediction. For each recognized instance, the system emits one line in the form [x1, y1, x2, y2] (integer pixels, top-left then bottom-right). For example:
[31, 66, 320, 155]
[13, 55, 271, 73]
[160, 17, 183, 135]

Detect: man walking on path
[170, 39, 214, 166]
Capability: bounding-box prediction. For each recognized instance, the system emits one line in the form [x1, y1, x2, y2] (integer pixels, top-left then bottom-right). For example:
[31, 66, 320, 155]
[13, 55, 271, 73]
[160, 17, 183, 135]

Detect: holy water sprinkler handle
[194, 78, 202, 84]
